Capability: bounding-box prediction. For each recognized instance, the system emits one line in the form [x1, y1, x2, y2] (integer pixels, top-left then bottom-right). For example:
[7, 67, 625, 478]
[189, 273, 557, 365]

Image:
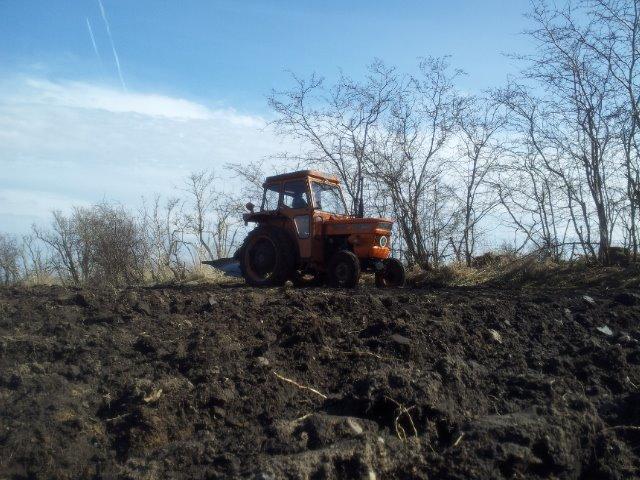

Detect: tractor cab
[254, 170, 347, 214]
[236, 170, 405, 288]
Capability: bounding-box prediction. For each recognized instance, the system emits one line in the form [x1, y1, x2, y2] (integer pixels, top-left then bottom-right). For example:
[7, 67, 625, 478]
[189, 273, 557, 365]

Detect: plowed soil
[2, 281, 640, 479]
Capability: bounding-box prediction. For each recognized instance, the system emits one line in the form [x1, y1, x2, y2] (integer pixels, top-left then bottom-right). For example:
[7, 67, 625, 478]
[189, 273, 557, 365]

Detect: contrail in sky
[97, 0, 127, 91]
[85, 17, 103, 64]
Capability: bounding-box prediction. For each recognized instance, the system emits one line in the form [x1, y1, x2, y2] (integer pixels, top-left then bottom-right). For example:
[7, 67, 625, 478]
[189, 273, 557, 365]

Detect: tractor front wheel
[375, 258, 406, 288]
[328, 250, 361, 288]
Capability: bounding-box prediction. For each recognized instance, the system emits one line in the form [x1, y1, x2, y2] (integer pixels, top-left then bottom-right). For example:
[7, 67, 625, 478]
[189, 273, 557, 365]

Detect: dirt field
[1, 278, 640, 479]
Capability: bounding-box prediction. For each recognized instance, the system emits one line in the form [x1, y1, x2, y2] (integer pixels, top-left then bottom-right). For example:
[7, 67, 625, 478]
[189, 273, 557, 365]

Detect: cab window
[311, 182, 347, 215]
[281, 180, 309, 209]
[261, 183, 280, 211]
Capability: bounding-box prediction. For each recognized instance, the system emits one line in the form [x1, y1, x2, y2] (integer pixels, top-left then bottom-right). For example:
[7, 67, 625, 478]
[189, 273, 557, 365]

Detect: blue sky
[0, 0, 532, 234]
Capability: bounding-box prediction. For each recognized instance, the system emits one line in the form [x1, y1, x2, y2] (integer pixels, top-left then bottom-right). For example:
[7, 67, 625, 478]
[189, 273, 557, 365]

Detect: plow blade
[202, 258, 242, 277]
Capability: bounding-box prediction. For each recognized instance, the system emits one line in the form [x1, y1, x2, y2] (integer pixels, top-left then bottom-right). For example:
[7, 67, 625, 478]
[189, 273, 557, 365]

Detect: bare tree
[75, 203, 146, 285]
[226, 160, 268, 207]
[184, 171, 217, 261]
[0, 234, 21, 284]
[141, 195, 188, 281]
[518, 1, 622, 263]
[269, 60, 398, 215]
[575, 0, 640, 258]
[34, 211, 84, 284]
[34, 204, 145, 286]
[20, 234, 50, 283]
[368, 57, 463, 267]
[210, 197, 244, 259]
[497, 84, 583, 258]
[494, 151, 568, 259]
[424, 180, 462, 266]
[183, 170, 244, 261]
[454, 96, 507, 265]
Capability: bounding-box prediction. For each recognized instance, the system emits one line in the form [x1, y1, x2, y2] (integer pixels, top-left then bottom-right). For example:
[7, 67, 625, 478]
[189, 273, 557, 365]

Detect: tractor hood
[322, 216, 394, 236]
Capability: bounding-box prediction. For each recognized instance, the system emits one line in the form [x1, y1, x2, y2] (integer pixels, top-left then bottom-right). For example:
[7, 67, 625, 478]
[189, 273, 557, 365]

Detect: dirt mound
[1, 282, 640, 478]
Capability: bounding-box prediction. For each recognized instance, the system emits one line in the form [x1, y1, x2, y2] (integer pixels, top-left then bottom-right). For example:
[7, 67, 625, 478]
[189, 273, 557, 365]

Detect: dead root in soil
[321, 345, 396, 362]
[272, 371, 327, 400]
[385, 396, 418, 442]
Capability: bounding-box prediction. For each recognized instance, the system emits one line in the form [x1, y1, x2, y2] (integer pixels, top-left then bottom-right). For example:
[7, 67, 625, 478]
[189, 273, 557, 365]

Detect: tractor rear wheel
[328, 250, 361, 288]
[239, 226, 296, 287]
[375, 258, 406, 288]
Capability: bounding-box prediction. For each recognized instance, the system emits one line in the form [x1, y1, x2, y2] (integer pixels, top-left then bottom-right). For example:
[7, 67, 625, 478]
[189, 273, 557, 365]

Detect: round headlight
[379, 235, 388, 247]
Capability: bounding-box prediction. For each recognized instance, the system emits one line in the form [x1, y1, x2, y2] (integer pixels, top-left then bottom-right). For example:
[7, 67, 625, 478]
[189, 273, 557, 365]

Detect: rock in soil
[1, 283, 640, 479]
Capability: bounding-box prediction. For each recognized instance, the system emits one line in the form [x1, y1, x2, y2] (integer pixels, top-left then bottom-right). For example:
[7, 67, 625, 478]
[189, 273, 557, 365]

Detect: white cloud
[6, 78, 259, 122]
[0, 77, 293, 234]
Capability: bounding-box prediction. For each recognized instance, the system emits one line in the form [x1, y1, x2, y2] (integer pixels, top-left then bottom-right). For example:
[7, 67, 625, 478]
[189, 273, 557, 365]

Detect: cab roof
[264, 170, 339, 185]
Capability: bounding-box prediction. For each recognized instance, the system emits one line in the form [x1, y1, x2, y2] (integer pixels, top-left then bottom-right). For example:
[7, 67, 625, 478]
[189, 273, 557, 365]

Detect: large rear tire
[239, 226, 296, 287]
[328, 250, 361, 288]
[375, 258, 406, 288]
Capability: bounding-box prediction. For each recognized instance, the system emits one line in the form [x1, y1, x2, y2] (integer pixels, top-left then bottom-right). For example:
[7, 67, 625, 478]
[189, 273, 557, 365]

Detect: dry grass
[146, 265, 239, 288]
[182, 265, 236, 284]
[20, 273, 63, 287]
[9, 253, 640, 291]
[409, 255, 640, 290]
[3, 263, 239, 289]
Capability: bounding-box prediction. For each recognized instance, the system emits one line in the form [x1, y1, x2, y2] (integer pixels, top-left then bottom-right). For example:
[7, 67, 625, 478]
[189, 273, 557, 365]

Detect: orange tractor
[206, 170, 405, 288]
